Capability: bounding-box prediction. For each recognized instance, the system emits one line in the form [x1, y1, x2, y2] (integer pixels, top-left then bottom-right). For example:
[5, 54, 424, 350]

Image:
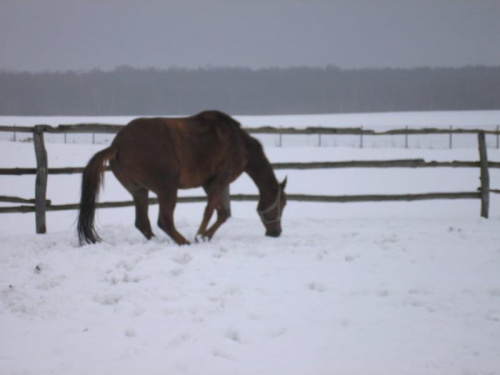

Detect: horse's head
[258, 177, 287, 238]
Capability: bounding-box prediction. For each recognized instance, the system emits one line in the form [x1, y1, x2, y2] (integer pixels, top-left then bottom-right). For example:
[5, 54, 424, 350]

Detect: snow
[3, 109, 500, 148]
[1, 111, 500, 374]
[2, 109, 500, 129]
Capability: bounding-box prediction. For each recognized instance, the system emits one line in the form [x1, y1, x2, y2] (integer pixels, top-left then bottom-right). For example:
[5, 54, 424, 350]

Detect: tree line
[0, 65, 499, 116]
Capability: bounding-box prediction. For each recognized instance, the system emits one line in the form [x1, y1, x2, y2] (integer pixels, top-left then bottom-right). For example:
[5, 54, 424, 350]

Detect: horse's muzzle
[266, 229, 282, 238]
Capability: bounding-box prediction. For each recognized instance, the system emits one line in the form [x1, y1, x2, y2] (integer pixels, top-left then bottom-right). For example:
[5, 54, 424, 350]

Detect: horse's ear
[280, 176, 288, 190]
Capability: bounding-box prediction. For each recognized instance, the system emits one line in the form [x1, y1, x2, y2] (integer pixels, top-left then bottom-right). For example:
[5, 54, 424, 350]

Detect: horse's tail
[77, 145, 117, 245]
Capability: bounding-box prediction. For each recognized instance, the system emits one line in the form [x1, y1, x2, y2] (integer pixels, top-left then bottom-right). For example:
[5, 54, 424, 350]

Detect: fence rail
[0, 124, 496, 233]
[2, 124, 500, 135]
[2, 159, 500, 176]
[3, 123, 500, 150]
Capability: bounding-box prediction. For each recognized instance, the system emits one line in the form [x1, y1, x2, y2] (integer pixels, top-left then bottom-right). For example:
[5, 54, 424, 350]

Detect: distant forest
[1, 65, 499, 116]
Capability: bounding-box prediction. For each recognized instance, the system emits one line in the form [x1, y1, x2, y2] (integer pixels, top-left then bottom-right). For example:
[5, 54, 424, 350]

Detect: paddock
[1, 113, 500, 374]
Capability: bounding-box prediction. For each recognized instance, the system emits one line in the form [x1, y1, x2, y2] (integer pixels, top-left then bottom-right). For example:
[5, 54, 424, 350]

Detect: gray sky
[1, 0, 499, 72]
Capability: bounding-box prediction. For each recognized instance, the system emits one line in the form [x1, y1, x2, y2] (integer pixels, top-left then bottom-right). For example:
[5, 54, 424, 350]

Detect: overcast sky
[1, 0, 499, 72]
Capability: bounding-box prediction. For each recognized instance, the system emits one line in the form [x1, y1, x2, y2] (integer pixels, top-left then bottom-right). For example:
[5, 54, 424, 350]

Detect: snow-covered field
[2, 109, 500, 148]
[1, 111, 500, 374]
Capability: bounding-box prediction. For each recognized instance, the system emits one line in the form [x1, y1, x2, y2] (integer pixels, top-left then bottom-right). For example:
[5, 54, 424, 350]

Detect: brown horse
[77, 111, 287, 245]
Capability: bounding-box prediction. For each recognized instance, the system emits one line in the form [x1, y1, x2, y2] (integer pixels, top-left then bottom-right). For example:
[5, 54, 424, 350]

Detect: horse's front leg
[195, 203, 217, 242]
[202, 204, 230, 241]
[196, 184, 230, 242]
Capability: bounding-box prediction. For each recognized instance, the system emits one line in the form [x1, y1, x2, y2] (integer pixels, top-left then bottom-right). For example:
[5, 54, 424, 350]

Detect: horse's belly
[178, 172, 206, 189]
[178, 164, 244, 189]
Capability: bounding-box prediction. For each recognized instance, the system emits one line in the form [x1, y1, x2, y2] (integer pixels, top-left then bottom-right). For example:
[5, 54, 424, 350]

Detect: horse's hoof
[195, 234, 210, 243]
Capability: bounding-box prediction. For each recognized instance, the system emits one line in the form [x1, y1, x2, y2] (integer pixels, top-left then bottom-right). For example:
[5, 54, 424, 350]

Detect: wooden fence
[0, 124, 497, 234]
[3, 123, 500, 148]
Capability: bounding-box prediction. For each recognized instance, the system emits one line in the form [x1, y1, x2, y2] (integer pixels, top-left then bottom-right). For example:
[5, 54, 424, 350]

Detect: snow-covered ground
[2, 109, 500, 129]
[1, 111, 500, 374]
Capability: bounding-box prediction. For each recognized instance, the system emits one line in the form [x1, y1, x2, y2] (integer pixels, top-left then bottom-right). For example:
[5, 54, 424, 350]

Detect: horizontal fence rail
[0, 124, 497, 233]
[2, 160, 500, 176]
[3, 123, 500, 150]
[0, 192, 484, 215]
[2, 124, 500, 135]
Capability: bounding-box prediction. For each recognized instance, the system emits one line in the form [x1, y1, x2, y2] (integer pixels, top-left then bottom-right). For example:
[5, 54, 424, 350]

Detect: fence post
[222, 185, 231, 218]
[496, 125, 499, 149]
[449, 125, 453, 149]
[405, 126, 408, 149]
[478, 131, 489, 219]
[360, 126, 363, 148]
[33, 125, 49, 233]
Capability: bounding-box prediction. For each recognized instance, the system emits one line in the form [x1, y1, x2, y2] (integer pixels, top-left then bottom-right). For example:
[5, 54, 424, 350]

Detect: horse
[77, 110, 287, 246]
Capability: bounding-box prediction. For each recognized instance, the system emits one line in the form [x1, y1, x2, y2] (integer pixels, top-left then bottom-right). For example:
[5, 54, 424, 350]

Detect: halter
[258, 189, 282, 225]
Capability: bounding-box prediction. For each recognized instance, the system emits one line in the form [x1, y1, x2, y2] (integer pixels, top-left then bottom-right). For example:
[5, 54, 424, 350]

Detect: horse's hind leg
[157, 187, 190, 246]
[111, 163, 153, 240]
[132, 187, 154, 240]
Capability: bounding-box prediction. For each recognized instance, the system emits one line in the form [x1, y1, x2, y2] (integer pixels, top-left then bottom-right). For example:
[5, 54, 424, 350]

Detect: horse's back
[111, 111, 249, 189]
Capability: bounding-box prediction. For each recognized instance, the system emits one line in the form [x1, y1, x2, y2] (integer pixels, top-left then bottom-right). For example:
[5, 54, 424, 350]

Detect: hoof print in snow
[269, 327, 288, 338]
[34, 263, 47, 274]
[378, 290, 390, 297]
[173, 253, 193, 265]
[339, 318, 350, 327]
[94, 294, 122, 306]
[212, 348, 234, 360]
[125, 328, 136, 337]
[225, 329, 242, 343]
[308, 282, 327, 292]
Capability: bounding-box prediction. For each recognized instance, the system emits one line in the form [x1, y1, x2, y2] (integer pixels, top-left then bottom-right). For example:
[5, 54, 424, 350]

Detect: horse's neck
[245, 144, 279, 202]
